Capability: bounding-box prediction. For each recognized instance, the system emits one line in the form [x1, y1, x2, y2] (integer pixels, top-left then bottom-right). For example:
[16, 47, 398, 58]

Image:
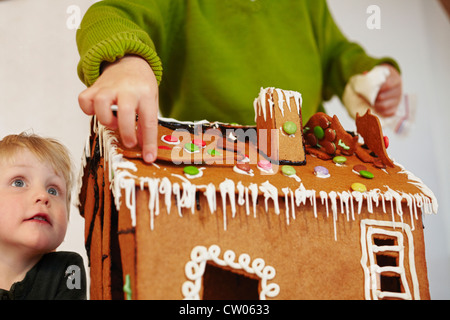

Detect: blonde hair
[0, 132, 74, 213]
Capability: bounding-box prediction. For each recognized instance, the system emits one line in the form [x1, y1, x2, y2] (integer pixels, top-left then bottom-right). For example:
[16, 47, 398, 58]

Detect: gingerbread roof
[78, 88, 438, 241]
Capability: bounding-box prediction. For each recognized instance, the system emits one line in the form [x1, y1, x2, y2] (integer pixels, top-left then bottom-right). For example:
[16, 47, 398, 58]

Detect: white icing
[283, 172, 301, 183]
[233, 165, 254, 176]
[248, 183, 259, 218]
[259, 181, 280, 215]
[253, 87, 302, 122]
[257, 164, 274, 174]
[203, 183, 217, 214]
[88, 119, 437, 243]
[182, 245, 280, 300]
[219, 179, 236, 230]
[360, 219, 420, 300]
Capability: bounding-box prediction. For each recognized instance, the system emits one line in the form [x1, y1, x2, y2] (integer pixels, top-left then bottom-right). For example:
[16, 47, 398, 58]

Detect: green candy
[184, 142, 199, 153]
[283, 121, 297, 135]
[313, 126, 325, 139]
[183, 166, 200, 176]
[359, 170, 374, 179]
[281, 165, 296, 176]
[207, 149, 221, 156]
[333, 156, 347, 164]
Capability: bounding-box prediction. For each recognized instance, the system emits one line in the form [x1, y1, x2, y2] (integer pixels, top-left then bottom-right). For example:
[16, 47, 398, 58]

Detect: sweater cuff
[77, 32, 163, 87]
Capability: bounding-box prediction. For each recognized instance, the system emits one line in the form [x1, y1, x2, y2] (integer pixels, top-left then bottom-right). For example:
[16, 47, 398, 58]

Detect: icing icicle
[90, 122, 437, 238]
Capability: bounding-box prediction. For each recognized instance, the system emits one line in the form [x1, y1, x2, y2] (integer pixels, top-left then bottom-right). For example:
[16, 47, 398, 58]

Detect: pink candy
[257, 159, 272, 171]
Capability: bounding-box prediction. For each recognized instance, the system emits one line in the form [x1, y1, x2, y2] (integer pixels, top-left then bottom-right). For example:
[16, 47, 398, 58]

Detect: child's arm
[78, 55, 159, 163]
[76, 0, 169, 163]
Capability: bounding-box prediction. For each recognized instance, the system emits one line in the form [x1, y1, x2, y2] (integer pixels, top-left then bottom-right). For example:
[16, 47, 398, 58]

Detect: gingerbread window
[360, 220, 420, 300]
[182, 245, 280, 300]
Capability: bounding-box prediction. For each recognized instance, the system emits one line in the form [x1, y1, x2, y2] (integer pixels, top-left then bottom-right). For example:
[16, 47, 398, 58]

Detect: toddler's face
[0, 149, 68, 255]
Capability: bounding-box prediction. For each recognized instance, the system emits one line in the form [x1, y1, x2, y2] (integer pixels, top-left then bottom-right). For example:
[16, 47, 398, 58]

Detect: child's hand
[78, 55, 159, 163]
[373, 64, 402, 117]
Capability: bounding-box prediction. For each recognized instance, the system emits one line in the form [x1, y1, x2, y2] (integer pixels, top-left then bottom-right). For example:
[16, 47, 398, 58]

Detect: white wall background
[0, 0, 448, 299]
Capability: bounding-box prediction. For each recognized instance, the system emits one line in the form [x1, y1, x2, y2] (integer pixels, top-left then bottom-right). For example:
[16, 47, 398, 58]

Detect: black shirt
[0, 251, 87, 300]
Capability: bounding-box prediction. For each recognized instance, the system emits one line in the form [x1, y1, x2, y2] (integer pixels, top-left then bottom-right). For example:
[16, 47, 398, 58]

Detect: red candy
[163, 135, 179, 143]
[383, 136, 389, 149]
[192, 139, 206, 148]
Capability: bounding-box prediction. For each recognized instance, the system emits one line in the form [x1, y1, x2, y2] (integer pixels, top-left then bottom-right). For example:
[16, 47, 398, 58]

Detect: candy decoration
[325, 128, 336, 141]
[305, 133, 318, 147]
[236, 162, 251, 173]
[359, 170, 374, 179]
[281, 165, 296, 176]
[123, 274, 132, 300]
[183, 166, 200, 176]
[318, 115, 331, 128]
[322, 141, 336, 154]
[332, 156, 347, 165]
[384, 136, 389, 149]
[184, 142, 200, 153]
[283, 121, 297, 135]
[314, 166, 330, 178]
[313, 126, 325, 140]
[304, 113, 358, 158]
[351, 182, 367, 192]
[257, 159, 272, 171]
[337, 139, 350, 150]
[352, 164, 367, 173]
[162, 135, 179, 144]
[207, 149, 221, 156]
[192, 139, 206, 148]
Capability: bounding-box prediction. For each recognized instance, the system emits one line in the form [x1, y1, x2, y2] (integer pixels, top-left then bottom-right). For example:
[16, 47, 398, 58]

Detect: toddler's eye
[47, 187, 59, 196]
[11, 179, 26, 188]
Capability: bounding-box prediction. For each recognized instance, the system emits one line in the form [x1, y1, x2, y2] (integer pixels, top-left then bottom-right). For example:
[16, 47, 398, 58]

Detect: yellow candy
[351, 182, 367, 192]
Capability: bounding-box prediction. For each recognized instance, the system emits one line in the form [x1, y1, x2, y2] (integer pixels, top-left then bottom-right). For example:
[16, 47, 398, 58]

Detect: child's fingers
[93, 89, 118, 129]
[116, 93, 139, 148]
[78, 87, 96, 116]
[137, 94, 159, 163]
[374, 97, 398, 117]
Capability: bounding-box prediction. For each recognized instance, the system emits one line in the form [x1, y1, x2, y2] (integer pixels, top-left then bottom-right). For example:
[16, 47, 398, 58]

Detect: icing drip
[171, 174, 197, 216]
[219, 179, 236, 230]
[395, 161, 438, 214]
[203, 183, 217, 214]
[91, 121, 437, 240]
[253, 87, 302, 122]
[248, 183, 259, 218]
[140, 178, 160, 230]
[259, 181, 280, 215]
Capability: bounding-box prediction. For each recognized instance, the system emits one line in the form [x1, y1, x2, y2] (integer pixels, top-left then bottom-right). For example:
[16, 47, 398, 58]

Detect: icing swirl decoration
[182, 245, 280, 300]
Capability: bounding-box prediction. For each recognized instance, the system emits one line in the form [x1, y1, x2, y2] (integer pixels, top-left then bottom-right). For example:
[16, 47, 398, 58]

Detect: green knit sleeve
[310, 0, 400, 102]
[76, 1, 166, 87]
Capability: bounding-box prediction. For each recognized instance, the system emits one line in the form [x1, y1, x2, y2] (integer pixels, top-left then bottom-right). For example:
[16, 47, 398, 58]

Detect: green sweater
[77, 0, 399, 125]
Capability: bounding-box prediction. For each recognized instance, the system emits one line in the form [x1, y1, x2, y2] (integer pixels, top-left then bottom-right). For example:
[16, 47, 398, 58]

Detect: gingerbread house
[78, 87, 437, 300]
